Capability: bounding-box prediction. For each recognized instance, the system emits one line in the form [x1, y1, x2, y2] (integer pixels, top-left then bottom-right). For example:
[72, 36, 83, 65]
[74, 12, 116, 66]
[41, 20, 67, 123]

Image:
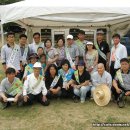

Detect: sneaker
[81, 100, 85, 103]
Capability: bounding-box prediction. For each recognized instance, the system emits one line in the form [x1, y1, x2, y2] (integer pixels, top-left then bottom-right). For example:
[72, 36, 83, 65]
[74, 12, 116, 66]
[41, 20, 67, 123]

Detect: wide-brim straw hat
[93, 84, 111, 106]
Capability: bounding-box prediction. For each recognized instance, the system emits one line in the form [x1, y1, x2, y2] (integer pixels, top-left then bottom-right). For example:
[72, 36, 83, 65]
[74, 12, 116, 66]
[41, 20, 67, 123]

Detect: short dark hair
[6, 68, 16, 75]
[7, 32, 15, 38]
[57, 38, 65, 45]
[19, 34, 27, 39]
[120, 58, 129, 64]
[33, 32, 40, 37]
[112, 33, 120, 39]
[44, 39, 52, 47]
[37, 47, 44, 51]
[78, 30, 85, 35]
[61, 59, 71, 69]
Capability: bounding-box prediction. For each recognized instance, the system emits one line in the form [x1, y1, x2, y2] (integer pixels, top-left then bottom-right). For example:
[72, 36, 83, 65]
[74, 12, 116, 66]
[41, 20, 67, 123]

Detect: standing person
[37, 47, 44, 58]
[19, 34, 30, 78]
[58, 59, 75, 98]
[56, 38, 66, 68]
[65, 34, 79, 69]
[109, 34, 127, 79]
[1, 32, 23, 79]
[44, 39, 59, 67]
[0, 68, 23, 109]
[68, 60, 91, 103]
[95, 30, 110, 70]
[45, 64, 63, 99]
[84, 42, 98, 75]
[23, 62, 49, 106]
[29, 32, 44, 54]
[75, 30, 88, 59]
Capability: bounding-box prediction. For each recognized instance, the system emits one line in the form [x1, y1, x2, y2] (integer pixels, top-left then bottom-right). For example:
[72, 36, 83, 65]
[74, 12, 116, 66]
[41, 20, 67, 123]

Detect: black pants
[110, 62, 119, 79]
[111, 85, 130, 100]
[61, 87, 74, 99]
[24, 93, 49, 106]
[47, 90, 61, 99]
[16, 70, 23, 80]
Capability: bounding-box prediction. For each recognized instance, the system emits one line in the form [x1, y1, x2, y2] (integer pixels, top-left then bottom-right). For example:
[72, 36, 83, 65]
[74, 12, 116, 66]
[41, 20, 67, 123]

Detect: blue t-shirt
[58, 68, 74, 82]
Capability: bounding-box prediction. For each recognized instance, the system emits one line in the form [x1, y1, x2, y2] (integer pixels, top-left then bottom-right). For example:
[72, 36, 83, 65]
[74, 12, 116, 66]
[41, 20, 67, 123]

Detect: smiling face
[33, 67, 41, 75]
[97, 34, 103, 41]
[45, 40, 52, 48]
[19, 37, 27, 46]
[97, 64, 105, 75]
[62, 63, 69, 71]
[50, 66, 56, 76]
[86, 44, 93, 51]
[78, 33, 85, 41]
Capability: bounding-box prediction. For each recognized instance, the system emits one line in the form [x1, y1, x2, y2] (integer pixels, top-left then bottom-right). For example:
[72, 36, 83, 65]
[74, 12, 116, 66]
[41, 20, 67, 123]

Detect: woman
[84, 42, 98, 75]
[56, 38, 66, 68]
[68, 60, 91, 103]
[45, 64, 63, 99]
[58, 59, 74, 98]
[23, 53, 39, 79]
[44, 39, 59, 68]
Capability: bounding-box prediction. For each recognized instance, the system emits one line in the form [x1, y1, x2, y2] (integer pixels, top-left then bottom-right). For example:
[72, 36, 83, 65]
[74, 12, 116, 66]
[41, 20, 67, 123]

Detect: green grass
[0, 64, 130, 130]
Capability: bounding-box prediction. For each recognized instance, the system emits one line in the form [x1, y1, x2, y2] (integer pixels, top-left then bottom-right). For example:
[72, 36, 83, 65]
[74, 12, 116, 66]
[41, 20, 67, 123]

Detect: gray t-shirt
[115, 70, 130, 90]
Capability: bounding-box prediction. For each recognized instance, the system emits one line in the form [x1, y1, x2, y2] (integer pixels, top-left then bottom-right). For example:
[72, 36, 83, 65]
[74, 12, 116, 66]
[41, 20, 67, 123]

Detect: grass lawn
[0, 64, 130, 130]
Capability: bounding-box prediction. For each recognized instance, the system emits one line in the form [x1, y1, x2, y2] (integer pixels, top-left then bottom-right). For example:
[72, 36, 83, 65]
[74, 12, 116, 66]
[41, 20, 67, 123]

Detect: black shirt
[45, 75, 63, 90]
[72, 70, 90, 85]
[97, 41, 110, 65]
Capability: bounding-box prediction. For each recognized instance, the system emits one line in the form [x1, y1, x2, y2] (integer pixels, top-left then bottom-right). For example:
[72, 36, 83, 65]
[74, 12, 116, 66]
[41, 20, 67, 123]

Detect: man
[75, 30, 87, 59]
[29, 32, 44, 54]
[66, 34, 79, 68]
[1, 32, 23, 79]
[112, 58, 130, 101]
[23, 62, 49, 106]
[91, 63, 112, 93]
[19, 34, 30, 77]
[0, 68, 23, 109]
[109, 33, 127, 79]
[95, 30, 110, 70]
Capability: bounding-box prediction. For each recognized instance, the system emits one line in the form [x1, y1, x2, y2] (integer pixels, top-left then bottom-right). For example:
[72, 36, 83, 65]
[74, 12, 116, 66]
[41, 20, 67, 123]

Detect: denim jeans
[74, 86, 91, 101]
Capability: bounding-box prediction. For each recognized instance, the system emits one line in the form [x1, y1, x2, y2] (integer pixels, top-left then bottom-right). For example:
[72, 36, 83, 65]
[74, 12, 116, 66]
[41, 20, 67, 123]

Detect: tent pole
[1, 23, 4, 46]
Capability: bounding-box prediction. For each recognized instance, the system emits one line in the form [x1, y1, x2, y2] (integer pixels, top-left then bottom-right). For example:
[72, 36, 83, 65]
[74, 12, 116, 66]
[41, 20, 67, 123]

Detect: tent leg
[1, 24, 4, 46]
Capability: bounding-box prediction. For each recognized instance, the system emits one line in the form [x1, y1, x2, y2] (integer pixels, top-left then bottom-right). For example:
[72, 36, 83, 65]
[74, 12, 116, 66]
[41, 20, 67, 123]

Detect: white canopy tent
[1, 0, 130, 45]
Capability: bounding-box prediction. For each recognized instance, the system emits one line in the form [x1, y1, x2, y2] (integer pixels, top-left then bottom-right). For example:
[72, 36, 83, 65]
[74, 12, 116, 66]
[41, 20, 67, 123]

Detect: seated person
[112, 58, 130, 101]
[91, 63, 112, 95]
[0, 68, 23, 109]
[58, 59, 74, 98]
[45, 64, 63, 99]
[68, 60, 91, 103]
[23, 62, 49, 106]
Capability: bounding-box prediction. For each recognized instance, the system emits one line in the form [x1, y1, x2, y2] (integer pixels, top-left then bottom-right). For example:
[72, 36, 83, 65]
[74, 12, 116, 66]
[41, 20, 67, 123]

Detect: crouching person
[23, 62, 49, 106]
[68, 60, 91, 103]
[112, 58, 130, 101]
[0, 68, 23, 109]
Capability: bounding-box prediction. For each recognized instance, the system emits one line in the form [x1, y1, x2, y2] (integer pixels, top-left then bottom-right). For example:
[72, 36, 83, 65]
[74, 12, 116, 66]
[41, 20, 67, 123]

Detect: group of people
[0, 29, 129, 109]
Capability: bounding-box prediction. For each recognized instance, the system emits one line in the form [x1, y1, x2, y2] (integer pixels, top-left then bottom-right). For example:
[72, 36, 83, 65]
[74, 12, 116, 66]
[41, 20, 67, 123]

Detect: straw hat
[93, 84, 111, 106]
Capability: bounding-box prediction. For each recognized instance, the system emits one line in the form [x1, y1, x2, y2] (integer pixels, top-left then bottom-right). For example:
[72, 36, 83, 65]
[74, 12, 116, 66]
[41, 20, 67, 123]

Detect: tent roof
[1, 0, 130, 27]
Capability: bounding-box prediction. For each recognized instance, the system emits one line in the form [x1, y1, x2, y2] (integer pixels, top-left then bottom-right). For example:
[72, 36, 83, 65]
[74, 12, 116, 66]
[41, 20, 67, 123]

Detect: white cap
[86, 42, 93, 45]
[33, 62, 42, 68]
[67, 34, 73, 39]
